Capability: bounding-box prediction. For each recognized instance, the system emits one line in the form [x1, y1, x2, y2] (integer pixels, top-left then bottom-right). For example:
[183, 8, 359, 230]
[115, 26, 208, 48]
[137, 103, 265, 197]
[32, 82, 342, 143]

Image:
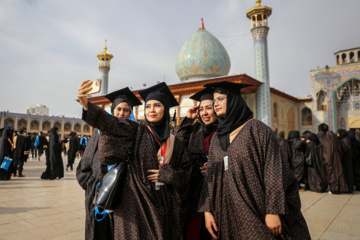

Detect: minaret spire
[96, 41, 113, 95]
[201, 17, 205, 29]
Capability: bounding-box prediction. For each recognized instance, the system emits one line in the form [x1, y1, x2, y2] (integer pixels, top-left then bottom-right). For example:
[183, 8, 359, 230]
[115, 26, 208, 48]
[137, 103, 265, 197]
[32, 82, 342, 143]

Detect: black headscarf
[145, 92, 171, 146]
[111, 96, 132, 115]
[309, 133, 320, 145]
[50, 127, 59, 145]
[288, 130, 300, 141]
[69, 132, 76, 138]
[337, 129, 348, 140]
[197, 93, 218, 137]
[215, 88, 253, 151]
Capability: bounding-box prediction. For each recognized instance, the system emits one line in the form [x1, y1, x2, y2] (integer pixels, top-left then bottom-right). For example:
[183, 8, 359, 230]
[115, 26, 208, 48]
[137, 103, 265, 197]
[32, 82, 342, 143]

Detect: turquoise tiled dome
[175, 27, 231, 82]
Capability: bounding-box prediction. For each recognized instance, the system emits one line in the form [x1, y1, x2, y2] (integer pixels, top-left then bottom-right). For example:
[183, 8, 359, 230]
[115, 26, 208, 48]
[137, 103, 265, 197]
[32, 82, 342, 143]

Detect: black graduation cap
[138, 82, 179, 107]
[203, 81, 252, 94]
[105, 87, 142, 107]
[190, 87, 214, 101]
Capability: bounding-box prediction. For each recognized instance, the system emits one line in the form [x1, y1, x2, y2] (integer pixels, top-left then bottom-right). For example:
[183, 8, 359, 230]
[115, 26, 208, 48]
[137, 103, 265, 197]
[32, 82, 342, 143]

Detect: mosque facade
[88, 0, 359, 136]
[310, 47, 360, 132]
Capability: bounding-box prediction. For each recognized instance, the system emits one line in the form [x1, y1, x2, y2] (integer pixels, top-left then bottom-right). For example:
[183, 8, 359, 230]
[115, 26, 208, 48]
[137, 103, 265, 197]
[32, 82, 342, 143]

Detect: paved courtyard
[0, 155, 360, 240]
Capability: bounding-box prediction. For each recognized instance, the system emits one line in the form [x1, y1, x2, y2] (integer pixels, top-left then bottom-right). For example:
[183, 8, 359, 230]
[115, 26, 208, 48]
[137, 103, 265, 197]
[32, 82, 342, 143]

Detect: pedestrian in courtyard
[67, 132, 78, 171]
[77, 87, 141, 240]
[34, 131, 45, 161]
[337, 129, 355, 193]
[41, 127, 64, 180]
[78, 81, 191, 240]
[0, 128, 15, 180]
[277, 130, 292, 168]
[348, 129, 360, 191]
[198, 81, 310, 240]
[306, 133, 328, 192]
[288, 130, 307, 189]
[31, 132, 37, 159]
[172, 87, 217, 240]
[323, 131, 348, 194]
[13, 127, 27, 177]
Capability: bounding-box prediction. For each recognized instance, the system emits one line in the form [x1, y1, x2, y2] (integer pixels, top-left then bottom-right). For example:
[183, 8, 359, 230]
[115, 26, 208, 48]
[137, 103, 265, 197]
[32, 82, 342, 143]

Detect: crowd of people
[0, 127, 90, 180]
[277, 124, 360, 194]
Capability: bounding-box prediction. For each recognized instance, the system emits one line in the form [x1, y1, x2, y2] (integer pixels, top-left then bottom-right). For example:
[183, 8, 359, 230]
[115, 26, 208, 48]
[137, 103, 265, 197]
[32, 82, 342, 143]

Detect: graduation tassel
[172, 109, 176, 122]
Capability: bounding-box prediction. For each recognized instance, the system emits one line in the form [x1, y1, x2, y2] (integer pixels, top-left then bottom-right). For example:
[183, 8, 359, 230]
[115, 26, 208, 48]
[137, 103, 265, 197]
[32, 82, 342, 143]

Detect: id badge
[224, 156, 229, 171]
[155, 182, 164, 190]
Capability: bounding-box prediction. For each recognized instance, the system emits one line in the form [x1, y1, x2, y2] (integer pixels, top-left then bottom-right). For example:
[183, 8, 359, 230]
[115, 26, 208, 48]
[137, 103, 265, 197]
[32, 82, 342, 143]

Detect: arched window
[350, 52, 355, 63]
[336, 55, 340, 65]
[335, 78, 360, 112]
[273, 102, 278, 118]
[18, 119, 27, 130]
[30, 120, 39, 131]
[42, 121, 51, 131]
[342, 53, 347, 63]
[317, 90, 328, 111]
[358, 51, 360, 62]
[4, 118, 14, 127]
[74, 123, 81, 133]
[301, 108, 312, 125]
[64, 122, 71, 131]
[83, 124, 90, 133]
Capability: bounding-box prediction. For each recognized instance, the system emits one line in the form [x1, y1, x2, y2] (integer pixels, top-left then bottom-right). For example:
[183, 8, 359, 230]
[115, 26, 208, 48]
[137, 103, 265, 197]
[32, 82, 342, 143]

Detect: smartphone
[87, 79, 102, 94]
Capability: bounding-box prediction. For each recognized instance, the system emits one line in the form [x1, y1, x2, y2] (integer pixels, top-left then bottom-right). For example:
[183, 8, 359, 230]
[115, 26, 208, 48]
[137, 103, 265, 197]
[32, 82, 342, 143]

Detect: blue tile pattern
[175, 28, 231, 81]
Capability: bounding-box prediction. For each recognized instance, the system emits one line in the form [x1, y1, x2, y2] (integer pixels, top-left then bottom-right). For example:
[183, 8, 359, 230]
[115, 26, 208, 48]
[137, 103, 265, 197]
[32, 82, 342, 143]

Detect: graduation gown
[0, 130, 14, 180]
[42, 131, 64, 180]
[198, 119, 310, 240]
[83, 102, 192, 240]
[307, 143, 327, 192]
[76, 129, 112, 240]
[173, 117, 213, 240]
[288, 139, 306, 183]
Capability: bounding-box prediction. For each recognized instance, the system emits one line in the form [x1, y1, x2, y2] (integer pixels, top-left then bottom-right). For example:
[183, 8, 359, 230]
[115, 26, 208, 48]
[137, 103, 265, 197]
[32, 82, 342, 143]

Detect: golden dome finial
[256, 0, 261, 6]
[104, 39, 107, 52]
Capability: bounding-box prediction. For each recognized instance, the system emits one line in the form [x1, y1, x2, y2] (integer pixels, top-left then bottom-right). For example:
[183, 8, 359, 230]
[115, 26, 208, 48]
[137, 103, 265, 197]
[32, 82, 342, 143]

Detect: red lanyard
[146, 125, 167, 166]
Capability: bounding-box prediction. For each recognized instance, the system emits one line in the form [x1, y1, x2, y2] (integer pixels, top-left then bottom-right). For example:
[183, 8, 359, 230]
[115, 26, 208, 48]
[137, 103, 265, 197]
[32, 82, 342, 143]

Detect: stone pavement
[1, 155, 360, 240]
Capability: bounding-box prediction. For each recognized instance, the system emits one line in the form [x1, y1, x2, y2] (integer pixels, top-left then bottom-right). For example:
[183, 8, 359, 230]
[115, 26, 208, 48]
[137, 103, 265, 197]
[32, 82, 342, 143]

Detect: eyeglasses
[213, 97, 227, 105]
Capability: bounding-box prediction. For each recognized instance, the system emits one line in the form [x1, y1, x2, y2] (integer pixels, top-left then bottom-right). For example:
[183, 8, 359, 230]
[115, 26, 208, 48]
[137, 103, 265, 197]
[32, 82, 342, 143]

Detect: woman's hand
[200, 165, 208, 176]
[265, 214, 282, 236]
[186, 106, 199, 119]
[204, 212, 218, 239]
[77, 80, 93, 110]
[147, 169, 159, 182]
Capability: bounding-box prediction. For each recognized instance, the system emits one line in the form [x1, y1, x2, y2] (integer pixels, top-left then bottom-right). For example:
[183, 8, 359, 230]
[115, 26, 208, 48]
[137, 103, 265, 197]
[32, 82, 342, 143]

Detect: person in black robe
[198, 81, 310, 240]
[337, 129, 355, 193]
[306, 134, 327, 192]
[13, 128, 27, 177]
[323, 131, 348, 194]
[24, 132, 32, 162]
[288, 130, 306, 188]
[41, 127, 64, 180]
[173, 87, 216, 240]
[348, 130, 360, 191]
[76, 87, 141, 240]
[318, 123, 329, 134]
[67, 132, 78, 171]
[78, 81, 191, 240]
[0, 128, 15, 180]
[277, 131, 292, 168]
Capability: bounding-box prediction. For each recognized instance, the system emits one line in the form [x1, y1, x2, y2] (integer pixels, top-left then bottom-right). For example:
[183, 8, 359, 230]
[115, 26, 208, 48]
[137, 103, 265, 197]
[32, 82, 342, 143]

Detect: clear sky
[0, 0, 359, 118]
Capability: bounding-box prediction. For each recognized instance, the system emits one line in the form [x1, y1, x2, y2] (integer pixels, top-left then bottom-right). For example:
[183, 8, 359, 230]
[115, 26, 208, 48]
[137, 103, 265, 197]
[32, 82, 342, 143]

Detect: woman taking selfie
[198, 81, 310, 240]
[77, 81, 191, 240]
[76, 87, 141, 240]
